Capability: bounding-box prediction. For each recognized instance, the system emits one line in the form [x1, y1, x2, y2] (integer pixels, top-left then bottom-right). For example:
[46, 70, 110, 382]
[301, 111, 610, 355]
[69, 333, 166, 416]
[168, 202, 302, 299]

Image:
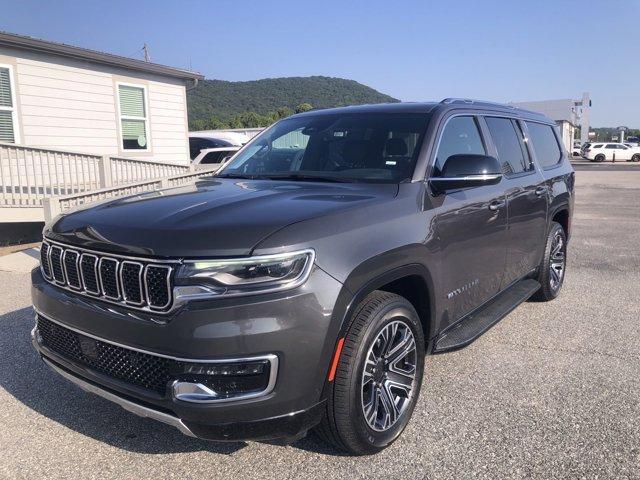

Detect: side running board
[433, 278, 541, 353]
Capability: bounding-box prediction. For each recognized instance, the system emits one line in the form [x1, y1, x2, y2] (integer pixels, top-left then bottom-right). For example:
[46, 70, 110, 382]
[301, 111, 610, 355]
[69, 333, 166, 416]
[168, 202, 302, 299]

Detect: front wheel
[532, 222, 567, 301]
[315, 291, 425, 455]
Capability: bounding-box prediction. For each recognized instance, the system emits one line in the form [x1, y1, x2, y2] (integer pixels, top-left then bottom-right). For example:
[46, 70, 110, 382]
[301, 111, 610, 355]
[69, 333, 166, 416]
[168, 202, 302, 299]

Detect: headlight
[174, 249, 315, 301]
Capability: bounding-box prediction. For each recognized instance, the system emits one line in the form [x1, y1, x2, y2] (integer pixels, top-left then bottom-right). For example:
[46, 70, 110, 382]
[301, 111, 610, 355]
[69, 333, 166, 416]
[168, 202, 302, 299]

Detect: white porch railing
[42, 167, 219, 223]
[0, 143, 192, 209]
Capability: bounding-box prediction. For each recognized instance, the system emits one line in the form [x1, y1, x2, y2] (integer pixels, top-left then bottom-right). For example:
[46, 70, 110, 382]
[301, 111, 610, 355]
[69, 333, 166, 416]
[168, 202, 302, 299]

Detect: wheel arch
[336, 254, 437, 348]
[550, 205, 571, 238]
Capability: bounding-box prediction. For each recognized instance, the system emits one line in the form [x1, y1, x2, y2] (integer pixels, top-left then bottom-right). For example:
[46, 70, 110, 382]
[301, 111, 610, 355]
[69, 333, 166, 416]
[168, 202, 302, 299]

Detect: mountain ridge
[187, 76, 399, 129]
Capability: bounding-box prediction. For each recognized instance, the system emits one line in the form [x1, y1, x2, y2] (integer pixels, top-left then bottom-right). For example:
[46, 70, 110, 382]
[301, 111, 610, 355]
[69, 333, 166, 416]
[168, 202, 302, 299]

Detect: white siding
[0, 46, 190, 164]
[14, 55, 119, 154]
[147, 81, 189, 163]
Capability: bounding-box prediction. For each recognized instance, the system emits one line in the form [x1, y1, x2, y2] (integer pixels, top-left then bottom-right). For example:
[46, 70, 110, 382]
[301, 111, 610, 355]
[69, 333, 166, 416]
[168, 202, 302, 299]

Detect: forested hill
[186, 76, 399, 130]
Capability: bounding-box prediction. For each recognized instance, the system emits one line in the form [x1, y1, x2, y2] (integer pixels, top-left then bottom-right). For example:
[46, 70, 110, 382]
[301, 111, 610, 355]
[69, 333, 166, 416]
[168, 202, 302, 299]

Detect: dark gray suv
[32, 99, 574, 455]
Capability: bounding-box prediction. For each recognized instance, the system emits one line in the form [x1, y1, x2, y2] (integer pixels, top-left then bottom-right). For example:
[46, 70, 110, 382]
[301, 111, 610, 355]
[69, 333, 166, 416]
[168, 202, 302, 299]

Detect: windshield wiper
[262, 173, 354, 183]
[216, 173, 262, 179]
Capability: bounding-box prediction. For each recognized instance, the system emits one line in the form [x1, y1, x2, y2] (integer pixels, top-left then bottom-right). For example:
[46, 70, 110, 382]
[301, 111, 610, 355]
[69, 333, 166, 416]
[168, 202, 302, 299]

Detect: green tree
[295, 103, 313, 113]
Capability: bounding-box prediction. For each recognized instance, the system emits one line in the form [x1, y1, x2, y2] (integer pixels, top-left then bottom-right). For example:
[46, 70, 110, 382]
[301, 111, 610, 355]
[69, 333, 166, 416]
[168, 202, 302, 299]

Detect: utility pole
[142, 43, 151, 62]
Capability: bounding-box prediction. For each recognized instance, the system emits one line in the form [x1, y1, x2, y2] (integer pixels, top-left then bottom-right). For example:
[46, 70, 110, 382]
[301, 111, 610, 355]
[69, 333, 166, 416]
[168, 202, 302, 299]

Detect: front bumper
[31, 265, 346, 441]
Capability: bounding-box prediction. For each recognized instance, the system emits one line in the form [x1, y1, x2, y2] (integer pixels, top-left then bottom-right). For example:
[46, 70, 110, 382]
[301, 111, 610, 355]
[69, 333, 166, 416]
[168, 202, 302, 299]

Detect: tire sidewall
[347, 301, 425, 450]
[539, 222, 567, 300]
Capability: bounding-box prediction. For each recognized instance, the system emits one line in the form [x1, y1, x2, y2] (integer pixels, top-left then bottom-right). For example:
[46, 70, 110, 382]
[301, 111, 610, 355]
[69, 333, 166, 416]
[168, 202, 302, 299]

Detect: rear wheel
[595, 154, 605, 162]
[632, 154, 640, 163]
[315, 291, 425, 455]
[532, 222, 567, 301]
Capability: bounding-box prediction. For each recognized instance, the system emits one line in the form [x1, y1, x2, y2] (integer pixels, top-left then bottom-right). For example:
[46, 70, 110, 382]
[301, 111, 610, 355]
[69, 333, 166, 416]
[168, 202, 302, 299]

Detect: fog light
[171, 356, 277, 403]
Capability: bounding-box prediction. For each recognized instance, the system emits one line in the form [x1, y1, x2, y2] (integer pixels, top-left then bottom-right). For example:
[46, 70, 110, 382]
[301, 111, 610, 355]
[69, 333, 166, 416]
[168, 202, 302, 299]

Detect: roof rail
[440, 98, 517, 109]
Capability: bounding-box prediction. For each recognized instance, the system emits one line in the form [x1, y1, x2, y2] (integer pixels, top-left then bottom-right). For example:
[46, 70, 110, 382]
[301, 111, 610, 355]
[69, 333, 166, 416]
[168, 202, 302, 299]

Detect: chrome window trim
[79, 253, 100, 295]
[98, 257, 121, 301]
[62, 249, 81, 290]
[120, 261, 145, 306]
[34, 312, 279, 404]
[431, 174, 502, 182]
[144, 264, 173, 310]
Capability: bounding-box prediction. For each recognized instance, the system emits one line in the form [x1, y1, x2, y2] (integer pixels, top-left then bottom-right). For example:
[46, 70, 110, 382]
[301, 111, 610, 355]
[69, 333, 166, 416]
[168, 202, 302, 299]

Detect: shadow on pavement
[0, 305, 352, 457]
[0, 306, 246, 455]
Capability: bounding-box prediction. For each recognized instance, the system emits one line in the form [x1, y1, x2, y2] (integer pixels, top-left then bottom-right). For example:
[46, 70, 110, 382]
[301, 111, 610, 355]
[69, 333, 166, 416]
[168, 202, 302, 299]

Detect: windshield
[218, 112, 431, 183]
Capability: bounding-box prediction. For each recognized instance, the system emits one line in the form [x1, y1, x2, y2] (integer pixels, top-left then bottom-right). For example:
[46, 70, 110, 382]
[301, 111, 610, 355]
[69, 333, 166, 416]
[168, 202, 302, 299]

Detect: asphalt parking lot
[1, 170, 639, 479]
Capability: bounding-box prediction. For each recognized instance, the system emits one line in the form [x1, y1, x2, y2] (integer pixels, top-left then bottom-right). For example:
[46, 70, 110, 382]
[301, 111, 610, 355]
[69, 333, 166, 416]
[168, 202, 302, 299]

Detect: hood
[46, 178, 398, 258]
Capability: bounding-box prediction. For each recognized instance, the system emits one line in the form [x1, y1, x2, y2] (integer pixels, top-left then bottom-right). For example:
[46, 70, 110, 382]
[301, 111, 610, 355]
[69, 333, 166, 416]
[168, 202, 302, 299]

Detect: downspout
[186, 77, 199, 92]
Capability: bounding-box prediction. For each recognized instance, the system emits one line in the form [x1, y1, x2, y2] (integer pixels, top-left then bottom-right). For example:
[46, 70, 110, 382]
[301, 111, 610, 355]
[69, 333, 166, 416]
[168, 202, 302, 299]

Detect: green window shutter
[0, 68, 12, 108]
[0, 110, 15, 143]
[121, 119, 147, 148]
[119, 85, 145, 117]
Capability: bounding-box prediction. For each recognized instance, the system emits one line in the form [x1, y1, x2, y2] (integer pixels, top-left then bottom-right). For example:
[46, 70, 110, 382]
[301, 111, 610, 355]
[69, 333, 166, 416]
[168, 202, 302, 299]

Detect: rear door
[604, 144, 617, 161]
[481, 116, 548, 288]
[617, 144, 632, 161]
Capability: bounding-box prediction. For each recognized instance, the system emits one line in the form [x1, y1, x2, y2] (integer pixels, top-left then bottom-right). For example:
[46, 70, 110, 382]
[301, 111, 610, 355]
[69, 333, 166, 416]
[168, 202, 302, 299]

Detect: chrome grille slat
[144, 265, 172, 310]
[80, 254, 100, 295]
[40, 240, 175, 313]
[120, 261, 144, 305]
[49, 246, 65, 284]
[99, 257, 120, 300]
[63, 250, 81, 290]
[40, 243, 52, 279]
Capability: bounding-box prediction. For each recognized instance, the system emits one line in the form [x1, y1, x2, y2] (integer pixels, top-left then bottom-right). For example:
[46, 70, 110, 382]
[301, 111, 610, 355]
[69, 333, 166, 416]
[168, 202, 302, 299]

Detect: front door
[429, 115, 508, 327]
[482, 116, 548, 287]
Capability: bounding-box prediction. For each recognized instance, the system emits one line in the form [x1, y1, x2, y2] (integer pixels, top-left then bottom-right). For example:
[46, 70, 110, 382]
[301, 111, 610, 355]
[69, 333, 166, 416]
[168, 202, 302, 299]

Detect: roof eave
[0, 31, 204, 81]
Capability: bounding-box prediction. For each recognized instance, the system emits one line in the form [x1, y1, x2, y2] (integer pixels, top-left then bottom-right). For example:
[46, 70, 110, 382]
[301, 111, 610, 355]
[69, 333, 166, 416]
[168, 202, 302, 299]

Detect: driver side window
[434, 116, 486, 175]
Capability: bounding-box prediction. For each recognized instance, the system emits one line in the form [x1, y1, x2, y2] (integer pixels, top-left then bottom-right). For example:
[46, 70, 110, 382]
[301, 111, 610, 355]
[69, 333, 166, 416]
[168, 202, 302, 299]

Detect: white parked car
[192, 146, 240, 166]
[584, 142, 640, 162]
[189, 131, 249, 160]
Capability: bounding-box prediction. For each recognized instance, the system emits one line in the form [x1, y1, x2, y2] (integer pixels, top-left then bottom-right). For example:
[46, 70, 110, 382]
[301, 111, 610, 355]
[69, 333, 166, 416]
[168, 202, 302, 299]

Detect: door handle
[535, 186, 548, 196]
[489, 200, 506, 211]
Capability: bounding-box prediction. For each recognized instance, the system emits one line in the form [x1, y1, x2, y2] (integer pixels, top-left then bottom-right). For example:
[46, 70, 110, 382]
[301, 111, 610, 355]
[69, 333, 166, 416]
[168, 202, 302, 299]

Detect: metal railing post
[98, 155, 113, 188]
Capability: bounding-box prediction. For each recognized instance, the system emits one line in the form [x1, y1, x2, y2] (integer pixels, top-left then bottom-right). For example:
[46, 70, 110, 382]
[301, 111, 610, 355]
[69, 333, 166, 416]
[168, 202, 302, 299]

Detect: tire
[632, 154, 640, 163]
[315, 291, 425, 455]
[595, 154, 605, 163]
[532, 222, 567, 301]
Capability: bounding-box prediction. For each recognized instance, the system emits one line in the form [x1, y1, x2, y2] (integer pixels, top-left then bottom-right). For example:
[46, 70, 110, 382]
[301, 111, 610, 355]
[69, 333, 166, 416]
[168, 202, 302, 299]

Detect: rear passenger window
[485, 117, 530, 175]
[526, 122, 563, 168]
[434, 116, 485, 174]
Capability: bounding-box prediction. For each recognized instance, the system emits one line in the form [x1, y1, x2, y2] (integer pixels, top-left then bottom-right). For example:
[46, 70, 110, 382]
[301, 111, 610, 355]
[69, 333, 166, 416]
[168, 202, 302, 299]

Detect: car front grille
[40, 240, 175, 312]
[36, 315, 275, 399]
[37, 315, 173, 394]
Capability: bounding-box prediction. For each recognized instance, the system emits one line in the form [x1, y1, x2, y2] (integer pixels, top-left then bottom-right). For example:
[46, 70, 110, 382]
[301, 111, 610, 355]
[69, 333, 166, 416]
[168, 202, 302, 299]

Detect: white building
[510, 93, 591, 152]
[0, 31, 202, 164]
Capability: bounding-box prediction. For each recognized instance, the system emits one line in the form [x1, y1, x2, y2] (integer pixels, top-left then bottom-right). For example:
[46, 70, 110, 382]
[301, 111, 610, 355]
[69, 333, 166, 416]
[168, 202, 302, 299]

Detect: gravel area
[0, 170, 638, 479]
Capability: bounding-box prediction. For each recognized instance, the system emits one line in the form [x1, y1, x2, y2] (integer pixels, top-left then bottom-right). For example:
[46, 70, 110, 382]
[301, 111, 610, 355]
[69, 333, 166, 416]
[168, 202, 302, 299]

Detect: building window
[0, 65, 19, 143]
[118, 84, 149, 150]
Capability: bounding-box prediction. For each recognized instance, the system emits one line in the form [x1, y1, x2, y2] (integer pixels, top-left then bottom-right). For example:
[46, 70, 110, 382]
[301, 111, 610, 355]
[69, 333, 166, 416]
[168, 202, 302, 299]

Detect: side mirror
[429, 154, 502, 193]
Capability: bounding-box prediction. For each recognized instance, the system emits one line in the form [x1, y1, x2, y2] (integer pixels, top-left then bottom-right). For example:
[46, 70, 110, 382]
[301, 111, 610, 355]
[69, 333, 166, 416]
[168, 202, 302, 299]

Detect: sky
[1, 0, 638, 127]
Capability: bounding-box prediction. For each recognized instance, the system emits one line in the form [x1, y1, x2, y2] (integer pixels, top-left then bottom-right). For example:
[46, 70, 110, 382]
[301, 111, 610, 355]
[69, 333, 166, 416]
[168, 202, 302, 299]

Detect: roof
[294, 102, 439, 116]
[293, 99, 552, 123]
[0, 31, 204, 81]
